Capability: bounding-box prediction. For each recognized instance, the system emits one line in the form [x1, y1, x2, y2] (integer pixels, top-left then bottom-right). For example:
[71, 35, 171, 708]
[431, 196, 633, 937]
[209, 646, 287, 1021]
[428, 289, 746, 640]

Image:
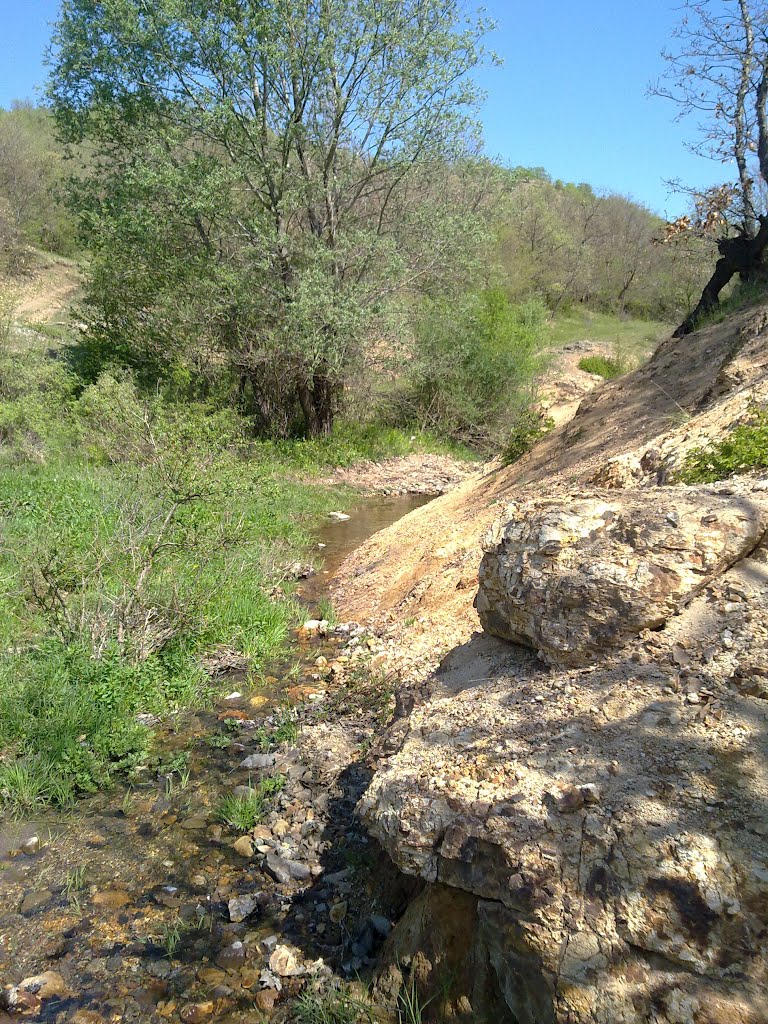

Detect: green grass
[677, 407, 768, 483]
[253, 708, 300, 753]
[217, 775, 286, 831]
[577, 354, 627, 379]
[544, 310, 670, 364]
[0, 323, 471, 812]
[294, 986, 380, 1024]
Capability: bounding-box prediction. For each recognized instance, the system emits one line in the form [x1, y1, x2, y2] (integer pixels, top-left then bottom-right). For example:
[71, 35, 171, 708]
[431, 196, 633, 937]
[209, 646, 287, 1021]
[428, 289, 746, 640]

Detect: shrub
[677, 407, 768, 483]
[402, 289, 546, 453]
[578, 354, 627, 379]
[502, 410, 554, 465]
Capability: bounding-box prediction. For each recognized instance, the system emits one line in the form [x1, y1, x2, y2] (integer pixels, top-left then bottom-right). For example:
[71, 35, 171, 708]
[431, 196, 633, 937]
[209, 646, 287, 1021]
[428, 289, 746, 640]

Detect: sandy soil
[331, 306, 768, 677]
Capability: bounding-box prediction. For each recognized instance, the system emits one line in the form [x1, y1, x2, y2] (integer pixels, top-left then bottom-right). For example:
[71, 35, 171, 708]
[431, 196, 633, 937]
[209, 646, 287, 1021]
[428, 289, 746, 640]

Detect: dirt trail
[5, 254, 82, 323]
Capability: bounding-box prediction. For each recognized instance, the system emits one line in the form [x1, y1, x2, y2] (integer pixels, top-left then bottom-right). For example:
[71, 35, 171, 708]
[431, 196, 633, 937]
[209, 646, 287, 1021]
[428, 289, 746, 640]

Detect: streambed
[0, 494, 431, 1023]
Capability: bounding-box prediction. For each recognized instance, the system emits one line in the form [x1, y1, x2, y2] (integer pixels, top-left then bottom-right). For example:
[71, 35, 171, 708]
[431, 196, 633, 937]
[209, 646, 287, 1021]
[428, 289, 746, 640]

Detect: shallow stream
[0, 493, 431, 1023]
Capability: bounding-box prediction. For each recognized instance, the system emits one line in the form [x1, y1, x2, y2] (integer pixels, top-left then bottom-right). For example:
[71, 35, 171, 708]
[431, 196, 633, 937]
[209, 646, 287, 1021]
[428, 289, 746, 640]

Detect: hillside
[332, 305, 768, 1023]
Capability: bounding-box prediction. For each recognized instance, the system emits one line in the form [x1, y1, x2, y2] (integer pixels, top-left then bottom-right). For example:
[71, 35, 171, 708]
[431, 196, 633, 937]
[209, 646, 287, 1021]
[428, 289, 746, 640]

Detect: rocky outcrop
[360, 532, 768, 1023]
[476, 485, 768, 667]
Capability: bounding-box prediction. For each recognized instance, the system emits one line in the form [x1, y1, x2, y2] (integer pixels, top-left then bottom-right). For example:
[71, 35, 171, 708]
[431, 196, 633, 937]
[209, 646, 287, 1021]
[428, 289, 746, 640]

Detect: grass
[544, 309, 670, 364]
[677, 406, 768, 483]
[216, 775, 286, 831]
[0, 327, 468, 812]
[294, 986, 380, 1024]
[253, 708, 300, 752]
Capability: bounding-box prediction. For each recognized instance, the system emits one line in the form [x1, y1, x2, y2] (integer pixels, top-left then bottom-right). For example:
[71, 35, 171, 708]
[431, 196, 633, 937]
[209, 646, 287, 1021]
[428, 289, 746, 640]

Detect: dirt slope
[332, 305, 768, 674]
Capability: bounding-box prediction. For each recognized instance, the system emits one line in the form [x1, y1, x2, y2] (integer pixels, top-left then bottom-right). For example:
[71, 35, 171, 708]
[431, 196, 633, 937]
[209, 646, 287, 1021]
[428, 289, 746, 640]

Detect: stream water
[0, 494, 430, 1023]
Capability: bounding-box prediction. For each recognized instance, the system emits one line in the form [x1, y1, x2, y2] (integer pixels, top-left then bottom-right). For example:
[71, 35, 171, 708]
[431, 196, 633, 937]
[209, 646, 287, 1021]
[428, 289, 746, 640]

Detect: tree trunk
[297, 375, 336, 437]
[674, 216, 768, 337]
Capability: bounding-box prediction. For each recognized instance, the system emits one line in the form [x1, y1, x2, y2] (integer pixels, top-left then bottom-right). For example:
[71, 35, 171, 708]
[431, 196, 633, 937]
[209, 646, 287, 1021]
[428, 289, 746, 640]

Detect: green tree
[49, 0, 493, 436]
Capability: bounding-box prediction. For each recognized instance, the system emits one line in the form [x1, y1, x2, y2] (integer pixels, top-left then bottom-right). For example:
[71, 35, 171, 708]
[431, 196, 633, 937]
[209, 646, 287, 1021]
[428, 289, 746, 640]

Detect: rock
[228, 895, 258, 923]
[17, 972, 70, 999]
[233, 836, 255, 858]
[369, 914, 392, 938]
[328, 511, 351, 521]
[477, 487, 768, 666]
[21, 835, 41, 855]
[265, 851, 311, 883]
[240, 753, 276, 770]
[180, 1002, 214, 1023]
[254, 989, 279, 1013]
[215, 941, 246, 970]
[302, 619, 330, 634]
[19, 889, 52, 915]
[268, 945, 304, 977]
[329, 900, 348, 924]
[93, 888, 132, 908]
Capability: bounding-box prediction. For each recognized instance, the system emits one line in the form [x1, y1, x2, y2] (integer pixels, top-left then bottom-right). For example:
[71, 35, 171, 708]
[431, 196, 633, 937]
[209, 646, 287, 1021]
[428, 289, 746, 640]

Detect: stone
[93, 888, 132, 908]
[233, 836, 254, 858]
[19, 889, 52, 914]
[255, 989, 279, 1013]
[265, 851, 311, 883]
[477, 488, 768, 666]
[215, 941, 246, 970]
[180, 1002, 214, 1023]
[21, 835, 41, 855]
[228, 895, 258, 923]
[240, 753, 276, 770]
[18, 972, 70, 999]
[268, 945, 303, 977]
[329, 901, 348, 924]
[328, 511, 351, 521]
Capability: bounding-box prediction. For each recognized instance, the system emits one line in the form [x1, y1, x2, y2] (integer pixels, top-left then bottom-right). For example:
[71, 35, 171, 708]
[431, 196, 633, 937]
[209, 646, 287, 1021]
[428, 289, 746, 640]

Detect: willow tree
[655, 0, 768, 335]
[48, 0, 492, 435]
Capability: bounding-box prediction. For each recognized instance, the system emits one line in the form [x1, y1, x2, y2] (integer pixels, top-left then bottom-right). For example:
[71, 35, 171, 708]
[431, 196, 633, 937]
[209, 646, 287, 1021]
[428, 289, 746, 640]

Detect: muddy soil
[0, 499, 427, 1024]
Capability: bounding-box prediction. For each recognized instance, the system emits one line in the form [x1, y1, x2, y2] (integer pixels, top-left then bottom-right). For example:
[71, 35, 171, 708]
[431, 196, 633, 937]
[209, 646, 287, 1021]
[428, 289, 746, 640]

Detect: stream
[0, 495, 430, 1023]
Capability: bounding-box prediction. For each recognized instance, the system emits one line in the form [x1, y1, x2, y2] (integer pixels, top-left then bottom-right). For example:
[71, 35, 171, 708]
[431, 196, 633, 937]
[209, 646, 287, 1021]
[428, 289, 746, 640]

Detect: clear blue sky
[0, 0, 724, 217]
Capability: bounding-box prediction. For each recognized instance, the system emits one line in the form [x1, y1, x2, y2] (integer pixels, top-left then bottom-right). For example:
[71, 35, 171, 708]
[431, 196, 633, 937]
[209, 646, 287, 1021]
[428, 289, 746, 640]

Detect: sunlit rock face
[476, 485, 768, 667]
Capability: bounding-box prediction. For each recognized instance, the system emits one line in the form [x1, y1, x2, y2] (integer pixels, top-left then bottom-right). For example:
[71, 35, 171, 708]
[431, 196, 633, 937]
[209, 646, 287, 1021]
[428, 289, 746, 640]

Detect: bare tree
[654, 0, 768, 333]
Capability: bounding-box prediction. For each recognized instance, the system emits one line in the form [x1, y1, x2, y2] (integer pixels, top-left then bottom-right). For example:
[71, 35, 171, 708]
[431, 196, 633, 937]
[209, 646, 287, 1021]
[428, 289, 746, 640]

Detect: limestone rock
[477, 486, 768, 667]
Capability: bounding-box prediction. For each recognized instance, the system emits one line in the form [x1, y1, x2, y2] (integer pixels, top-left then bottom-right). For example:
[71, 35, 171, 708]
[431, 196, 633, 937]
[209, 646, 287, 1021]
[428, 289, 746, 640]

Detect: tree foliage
[49, 0, 493, 436]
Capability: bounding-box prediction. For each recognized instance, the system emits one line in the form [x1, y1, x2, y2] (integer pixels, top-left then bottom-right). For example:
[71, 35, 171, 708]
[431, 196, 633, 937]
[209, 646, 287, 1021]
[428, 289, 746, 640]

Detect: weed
[216, 775, 286, 831]
[677, 406, 768, 483]
[294, 984, 379, 1024]
[502, 410, 554, 465]
[64, 865, 87, 912]
[577, 354, 627, 379]
[254, 708, 299, 752]
[203, 732, 231, 749]
[317, 596, 338, 627]
[158, 919, 186, 959]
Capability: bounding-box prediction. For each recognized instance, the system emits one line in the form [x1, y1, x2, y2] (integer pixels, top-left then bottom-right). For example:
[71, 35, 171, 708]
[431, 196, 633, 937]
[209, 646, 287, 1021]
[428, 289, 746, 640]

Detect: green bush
[577, 354, 627, 379]
[677, 407, 768, 483]
[502, 410, 554, 465]
[402, 289, 546, 453]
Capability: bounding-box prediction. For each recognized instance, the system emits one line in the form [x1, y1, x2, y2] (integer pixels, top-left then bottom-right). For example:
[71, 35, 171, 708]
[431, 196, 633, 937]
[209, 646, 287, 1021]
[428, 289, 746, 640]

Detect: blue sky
[0, 0, 724, 217]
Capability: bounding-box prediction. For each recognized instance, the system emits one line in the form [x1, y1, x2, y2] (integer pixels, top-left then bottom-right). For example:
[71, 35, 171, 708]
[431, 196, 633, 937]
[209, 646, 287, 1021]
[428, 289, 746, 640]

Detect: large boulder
[476, 485, 768, 667]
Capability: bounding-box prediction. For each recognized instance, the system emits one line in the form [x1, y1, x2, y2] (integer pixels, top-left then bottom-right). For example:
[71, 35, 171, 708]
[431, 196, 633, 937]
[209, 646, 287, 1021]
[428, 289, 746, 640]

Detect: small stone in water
[228, 895, 258, 923]
[329, 901, 348, 924]
[233, 836, 254, 858]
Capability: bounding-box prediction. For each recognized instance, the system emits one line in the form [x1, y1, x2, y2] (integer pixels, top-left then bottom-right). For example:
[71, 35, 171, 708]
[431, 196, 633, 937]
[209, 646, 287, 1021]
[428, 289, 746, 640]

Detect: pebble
[215, 941, 246, 970]
[180, 1002, 214, 1023]
[233, 836, 254, 858]
[329, 901, 348, 924]
[228, 895, 258, 923]
[269, 945, 304, 977]
[240, 753, 276, 770]
[21, 836, 41, 855]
